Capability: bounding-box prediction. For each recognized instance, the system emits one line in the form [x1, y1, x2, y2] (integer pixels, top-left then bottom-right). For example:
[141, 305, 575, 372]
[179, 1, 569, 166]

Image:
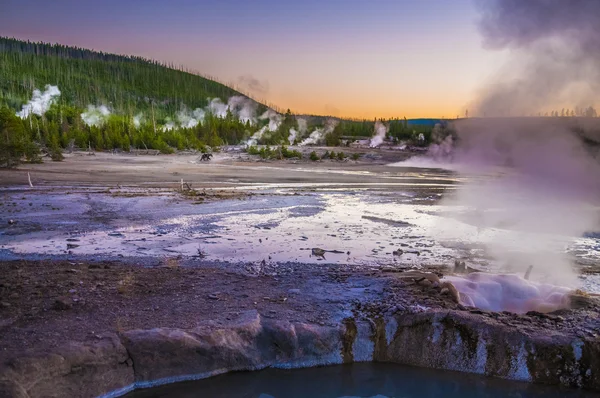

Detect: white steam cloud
[162, 119, 176, 131]
[157, 96, 259, 132]
[244, 109, 283, 146]
[81, 105, 111, 127]
[133, 113, 144, 128]
[299, 119, 338, 146]
[227, 96, 258, 125]
[16, 85, 61, 119]
[288, 128, 298, 145]
[207, 98, 229, 118]
[296, 118, 308, 134]
[260, 110, 283, 132]
[176, 108, 205, 129]
[369, 121, 388, 147]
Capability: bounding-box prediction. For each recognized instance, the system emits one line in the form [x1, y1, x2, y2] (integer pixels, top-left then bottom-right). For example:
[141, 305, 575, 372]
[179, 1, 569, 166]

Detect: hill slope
[0, 37, 253, 115]
[0, 37, 440, 167]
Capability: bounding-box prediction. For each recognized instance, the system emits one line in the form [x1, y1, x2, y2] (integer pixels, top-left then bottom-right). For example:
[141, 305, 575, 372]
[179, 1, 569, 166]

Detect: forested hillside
[0, 37, 435, 167]
[0, 37, 243, 114]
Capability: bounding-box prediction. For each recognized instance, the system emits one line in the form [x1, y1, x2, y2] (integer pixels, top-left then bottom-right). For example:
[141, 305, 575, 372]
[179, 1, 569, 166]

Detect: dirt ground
[0, 259, 396, 359]
[0, 147, 415, 188]
[2, 258, 598, 367]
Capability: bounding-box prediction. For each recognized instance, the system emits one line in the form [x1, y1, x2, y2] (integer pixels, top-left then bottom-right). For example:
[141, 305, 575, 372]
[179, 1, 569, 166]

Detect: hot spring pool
[124, 363, 595, 398]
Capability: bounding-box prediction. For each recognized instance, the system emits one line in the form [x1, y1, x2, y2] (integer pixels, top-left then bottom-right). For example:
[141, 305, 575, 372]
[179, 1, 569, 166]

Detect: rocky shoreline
[0, 260, 599, 397]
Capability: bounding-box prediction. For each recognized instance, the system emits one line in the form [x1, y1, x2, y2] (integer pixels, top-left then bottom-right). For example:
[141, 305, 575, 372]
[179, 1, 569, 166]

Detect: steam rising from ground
[260, 110, 283, 132]
[133, 113, 144, 128]
[16, 85, 61, 119]
[176, 108, 205, 129]
[159, 96, 258, 131]
[245, 109, 283, 146]
[369, 121, 388, 147]
[431, 0, 600, 290]
[288, 129, 298, 145]
[81, 105, 111, 127]
[207, 98, 229, 118]
[288, 118, 308, 145]
[444, 273, 570, 313]
[300, 119, 339, 146]
[474, 0, 600, 116]
[228, 96, 258, 125]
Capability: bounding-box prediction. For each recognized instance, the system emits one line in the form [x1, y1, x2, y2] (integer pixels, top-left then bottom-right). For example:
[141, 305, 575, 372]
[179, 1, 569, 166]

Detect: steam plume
[227, 96, 258, 124]
[288, 128, 298, 145]
[162, 119, 176, 131]
[176, 107, 203, 129]
[207, 98, 229, 118]
[299, 119, 338, 146]
[16, 85, 61, 119]
[433, 0, 600, 288]
[474, 0, 600, 116]
[133, 113, 144, 128]
[260, 110, 283, 132]
[244, 109, 282, 146]
[81, 105, 111, 127]
[369, 121, 388, 147]
[296, 118, 308, 134]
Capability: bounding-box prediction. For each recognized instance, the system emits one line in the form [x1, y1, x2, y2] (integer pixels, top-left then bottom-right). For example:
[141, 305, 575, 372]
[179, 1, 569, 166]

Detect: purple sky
[0, 0, 506, 118]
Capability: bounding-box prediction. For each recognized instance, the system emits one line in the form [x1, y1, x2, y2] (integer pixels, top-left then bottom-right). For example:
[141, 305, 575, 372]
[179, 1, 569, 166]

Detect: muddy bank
[0, 260, 599, 397]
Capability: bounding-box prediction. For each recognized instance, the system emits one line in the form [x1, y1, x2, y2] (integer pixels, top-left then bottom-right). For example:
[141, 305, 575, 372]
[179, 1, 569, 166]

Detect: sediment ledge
[1, 307, 598, 398]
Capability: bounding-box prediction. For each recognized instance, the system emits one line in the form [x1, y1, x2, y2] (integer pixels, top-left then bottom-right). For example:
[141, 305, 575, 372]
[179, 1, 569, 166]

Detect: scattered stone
[208, 293, 219, 300]
[52, 297, 72, 311]
[8, 219, 15, 225]
[65, 269, 79, 274]
[393, 249, 403, 256]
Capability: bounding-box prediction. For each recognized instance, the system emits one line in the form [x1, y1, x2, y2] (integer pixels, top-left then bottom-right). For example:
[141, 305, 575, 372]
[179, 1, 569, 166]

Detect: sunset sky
[1, 0, 508, 119]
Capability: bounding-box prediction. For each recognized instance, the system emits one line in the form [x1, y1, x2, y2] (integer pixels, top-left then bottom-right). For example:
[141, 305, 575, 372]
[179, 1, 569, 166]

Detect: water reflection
[125, 363, 595, 398]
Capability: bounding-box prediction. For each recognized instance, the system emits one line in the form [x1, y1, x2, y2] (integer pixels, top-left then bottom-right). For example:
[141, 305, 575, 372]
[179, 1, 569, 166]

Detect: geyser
[370, 121, 388, 147]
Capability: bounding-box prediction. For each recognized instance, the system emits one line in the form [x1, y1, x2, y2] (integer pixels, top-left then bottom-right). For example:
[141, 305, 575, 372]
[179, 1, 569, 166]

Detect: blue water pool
[124, 363, 596, 398]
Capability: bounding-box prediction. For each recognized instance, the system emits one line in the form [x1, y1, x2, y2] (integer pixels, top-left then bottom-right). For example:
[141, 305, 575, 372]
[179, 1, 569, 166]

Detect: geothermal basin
[0, 151, 599, 397]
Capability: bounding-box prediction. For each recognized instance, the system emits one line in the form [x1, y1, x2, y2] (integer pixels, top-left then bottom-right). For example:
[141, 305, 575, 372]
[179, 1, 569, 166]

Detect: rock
[52, 297, 72, 311]
[0, 334, 133, 398]
[311, 248, 326, 257]
[65, 269, 79, 274]
[0, 302, 10, 308]
[67, 243, 80, 250]
[8, 219, 15, 225]
[121, 311, 344, 384]
[569, 293, 598, 309]
[392, 250, 403, 256]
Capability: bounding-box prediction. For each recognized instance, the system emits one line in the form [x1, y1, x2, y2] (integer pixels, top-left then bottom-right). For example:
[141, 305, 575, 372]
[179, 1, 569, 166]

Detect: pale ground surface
[0, 148, 598, 290]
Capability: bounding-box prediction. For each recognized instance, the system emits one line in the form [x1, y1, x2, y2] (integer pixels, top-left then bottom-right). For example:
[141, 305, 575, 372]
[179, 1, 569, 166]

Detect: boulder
[0, 334, 133, 398]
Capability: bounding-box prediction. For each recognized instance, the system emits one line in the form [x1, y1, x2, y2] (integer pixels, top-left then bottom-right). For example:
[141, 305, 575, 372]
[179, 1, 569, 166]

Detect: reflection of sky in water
[2, 178, 599, 291]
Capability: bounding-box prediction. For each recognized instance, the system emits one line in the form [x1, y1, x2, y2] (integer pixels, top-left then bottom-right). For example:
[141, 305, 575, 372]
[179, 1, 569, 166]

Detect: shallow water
[1, 164, 599, 291]
[124, 363, 596, 398]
